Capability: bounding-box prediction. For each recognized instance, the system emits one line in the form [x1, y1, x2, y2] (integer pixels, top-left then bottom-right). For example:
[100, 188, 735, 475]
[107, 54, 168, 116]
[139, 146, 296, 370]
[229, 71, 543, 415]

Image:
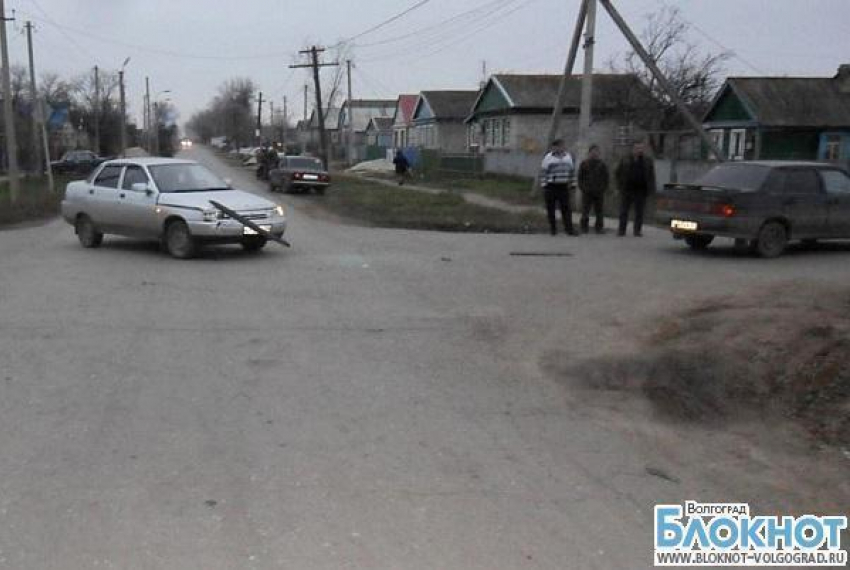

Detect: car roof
[728, 160, 839, 169]
[101, 157, 197, 167]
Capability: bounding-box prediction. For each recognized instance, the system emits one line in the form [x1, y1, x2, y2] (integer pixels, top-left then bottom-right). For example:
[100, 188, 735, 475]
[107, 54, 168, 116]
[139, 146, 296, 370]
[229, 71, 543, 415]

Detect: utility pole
[25, 21, 41, 173]
[1, 0, 20, 201]
[346, 59, 354, 165]
[577, 0, 597, 158]
[93, 65, 100, 156]
[282, 96, 287, 148]
[145, 76, 150, 153]
[303, 84, 308, 122]
[269, 99, 274, 143]
[290, 46, 338, 169]
[256, 91, 263, 145]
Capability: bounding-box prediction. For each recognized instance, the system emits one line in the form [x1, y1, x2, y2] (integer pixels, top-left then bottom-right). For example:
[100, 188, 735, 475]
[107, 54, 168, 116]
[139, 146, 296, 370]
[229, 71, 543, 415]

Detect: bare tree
[608, 6, 729, 131]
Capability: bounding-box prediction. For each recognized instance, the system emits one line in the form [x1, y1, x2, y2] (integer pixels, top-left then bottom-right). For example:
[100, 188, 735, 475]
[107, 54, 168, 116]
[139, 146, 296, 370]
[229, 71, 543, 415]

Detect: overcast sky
[6, 0, 849, 128]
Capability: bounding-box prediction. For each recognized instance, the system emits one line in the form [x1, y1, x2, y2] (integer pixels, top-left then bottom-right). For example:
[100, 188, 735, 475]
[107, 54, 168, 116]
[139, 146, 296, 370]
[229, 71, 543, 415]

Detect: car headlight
[202, 209, 218, 222]
[274, 205, 285, 217]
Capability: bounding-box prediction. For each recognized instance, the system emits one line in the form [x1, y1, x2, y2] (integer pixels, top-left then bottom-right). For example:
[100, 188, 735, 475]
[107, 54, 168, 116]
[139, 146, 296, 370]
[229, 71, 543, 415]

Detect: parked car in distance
[269, 156, 330, 194]
[61, 158, 287, 259]
[51, 150, 108, 176]
[656, 161, 850, 257]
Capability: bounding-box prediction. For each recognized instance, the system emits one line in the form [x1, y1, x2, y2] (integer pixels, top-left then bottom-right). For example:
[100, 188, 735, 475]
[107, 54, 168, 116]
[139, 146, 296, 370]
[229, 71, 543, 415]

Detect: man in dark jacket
[615, 141, 656, 237]
[578, 144, 609, 234]
[393, 149, 410, 185]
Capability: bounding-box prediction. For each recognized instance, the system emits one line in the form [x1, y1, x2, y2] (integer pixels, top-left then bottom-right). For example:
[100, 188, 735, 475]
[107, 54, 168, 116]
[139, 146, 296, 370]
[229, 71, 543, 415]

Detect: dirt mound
[549, 287, 850, 447]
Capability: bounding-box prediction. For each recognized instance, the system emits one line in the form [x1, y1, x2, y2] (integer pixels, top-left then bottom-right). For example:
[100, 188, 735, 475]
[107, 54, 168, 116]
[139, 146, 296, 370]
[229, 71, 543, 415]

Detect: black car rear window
[287, 158, 323, 170]
[696, 164, 771, 192]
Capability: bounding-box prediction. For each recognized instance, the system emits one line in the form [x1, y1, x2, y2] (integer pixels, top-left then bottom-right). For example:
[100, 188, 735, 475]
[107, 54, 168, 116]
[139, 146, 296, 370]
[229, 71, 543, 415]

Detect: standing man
[540, 139, 578, 236]
[393, 149, 410, 186]
[578, 144, 609, 234]
[616, 140, 656, 237]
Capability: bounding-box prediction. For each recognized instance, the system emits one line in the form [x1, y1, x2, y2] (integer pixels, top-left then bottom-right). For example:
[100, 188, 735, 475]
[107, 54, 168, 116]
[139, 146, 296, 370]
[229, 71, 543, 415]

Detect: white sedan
[61, 158, 287, 259]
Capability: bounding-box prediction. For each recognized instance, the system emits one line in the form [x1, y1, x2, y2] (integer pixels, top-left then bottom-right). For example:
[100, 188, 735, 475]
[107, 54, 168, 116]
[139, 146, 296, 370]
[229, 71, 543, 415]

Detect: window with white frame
[709, 129, 725, 160]
[728, 129, 746, 160]
[501, 118, 511, 148]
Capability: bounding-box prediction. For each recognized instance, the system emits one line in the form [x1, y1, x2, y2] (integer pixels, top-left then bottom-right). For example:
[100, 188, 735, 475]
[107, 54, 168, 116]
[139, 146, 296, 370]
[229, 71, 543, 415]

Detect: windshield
[287, 157, 323, 170]
[696, 164, 771, 192]
[149, 163, 229, 193]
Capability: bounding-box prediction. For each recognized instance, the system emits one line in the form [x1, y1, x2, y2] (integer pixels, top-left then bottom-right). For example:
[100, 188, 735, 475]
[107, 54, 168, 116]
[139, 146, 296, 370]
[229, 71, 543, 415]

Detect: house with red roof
[392, 94, 418, 149]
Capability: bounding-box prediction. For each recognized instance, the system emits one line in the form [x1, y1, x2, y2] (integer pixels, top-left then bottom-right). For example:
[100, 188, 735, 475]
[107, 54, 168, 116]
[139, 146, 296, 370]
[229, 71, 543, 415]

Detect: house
[702, 65, 850, 162]
[465, 73, 645, 176]
[412, 90, 480, 153]
[392, 94, 418, 149]
[365, 117, 393, 148]
[338, 99, 396, 162]
[307, 107, 341, 157]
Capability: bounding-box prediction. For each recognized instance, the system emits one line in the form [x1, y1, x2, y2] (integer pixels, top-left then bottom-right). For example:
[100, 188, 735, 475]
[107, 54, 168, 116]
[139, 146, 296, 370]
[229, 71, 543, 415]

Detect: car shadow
[662, 239, 850, 260]
[79, 238, 284, 262]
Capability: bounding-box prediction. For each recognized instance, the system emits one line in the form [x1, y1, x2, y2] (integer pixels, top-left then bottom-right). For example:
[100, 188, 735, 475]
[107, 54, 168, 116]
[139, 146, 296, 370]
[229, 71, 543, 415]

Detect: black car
[51, 150, 107, 176]
[656, 161, 850, 257]
[268, 156, 330, 195]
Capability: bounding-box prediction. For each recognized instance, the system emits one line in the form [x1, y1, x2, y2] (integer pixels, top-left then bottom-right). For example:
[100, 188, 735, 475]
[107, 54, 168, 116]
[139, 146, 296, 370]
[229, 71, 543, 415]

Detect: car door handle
[89, 189, 94, 194]
[119, 193, 126, 198]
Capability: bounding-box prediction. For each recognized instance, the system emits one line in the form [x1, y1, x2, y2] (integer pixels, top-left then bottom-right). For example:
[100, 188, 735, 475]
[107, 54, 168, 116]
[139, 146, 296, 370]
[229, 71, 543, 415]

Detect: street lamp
[118, 57, 131, 157]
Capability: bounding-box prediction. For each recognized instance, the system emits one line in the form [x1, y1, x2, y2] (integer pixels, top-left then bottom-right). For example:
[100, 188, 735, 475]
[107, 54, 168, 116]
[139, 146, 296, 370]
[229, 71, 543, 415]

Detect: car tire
[685, 234, 714, 250]
[241, 236, 267, 252]
[75, 214, 103, 248]
[755, 221, 788, 258]
[165, 220, 197, 259]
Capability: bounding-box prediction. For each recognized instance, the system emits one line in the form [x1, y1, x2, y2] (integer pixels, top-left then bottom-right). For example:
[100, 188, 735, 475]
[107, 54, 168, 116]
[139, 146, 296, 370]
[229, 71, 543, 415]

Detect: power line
[28, 0, 97, 60]
[337, 0, 433, 45]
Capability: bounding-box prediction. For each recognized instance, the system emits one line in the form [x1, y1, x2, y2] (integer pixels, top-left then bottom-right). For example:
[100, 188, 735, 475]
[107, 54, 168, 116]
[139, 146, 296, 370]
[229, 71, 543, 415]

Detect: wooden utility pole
[269, 99, 274, 143]
[577, 0, 597, 157]
[290, 47, 338, 169]
[282, 96, 288, 146]
[256, 91, 263, 144]
[118, 69, 127, 157]
[1, 0, 20, 201]
[597, 0, 723, 159]
[346, 59, 354, 165]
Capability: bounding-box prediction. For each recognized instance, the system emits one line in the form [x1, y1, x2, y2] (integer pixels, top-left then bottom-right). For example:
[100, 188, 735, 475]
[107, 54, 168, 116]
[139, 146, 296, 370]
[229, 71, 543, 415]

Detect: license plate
[243, 224, 271, 235]
[303, 174, 319, 180]
[671, 219, 698, 231]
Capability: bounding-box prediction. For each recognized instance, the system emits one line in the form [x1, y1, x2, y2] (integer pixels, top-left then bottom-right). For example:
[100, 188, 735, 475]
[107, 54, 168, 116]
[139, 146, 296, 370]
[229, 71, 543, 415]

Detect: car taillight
[320, 175, 329, 182]
[712, 203, 736, 217]
[293, 172, 302, 180]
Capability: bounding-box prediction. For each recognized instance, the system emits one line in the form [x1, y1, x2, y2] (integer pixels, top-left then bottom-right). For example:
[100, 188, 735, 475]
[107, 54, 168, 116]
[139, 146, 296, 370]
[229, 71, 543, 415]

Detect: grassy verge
[309, 175, 548, 233]
[0, 175, 73, 227]
[417, 173, 539, 206]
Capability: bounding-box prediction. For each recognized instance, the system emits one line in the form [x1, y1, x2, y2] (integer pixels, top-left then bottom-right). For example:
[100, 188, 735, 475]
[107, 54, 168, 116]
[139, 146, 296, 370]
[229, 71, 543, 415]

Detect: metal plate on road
[671, 219, 698, 231]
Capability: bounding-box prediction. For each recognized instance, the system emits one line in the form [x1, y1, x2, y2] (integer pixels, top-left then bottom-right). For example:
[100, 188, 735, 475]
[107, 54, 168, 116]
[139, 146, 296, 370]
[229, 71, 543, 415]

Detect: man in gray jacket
[540, 139, 578, 236]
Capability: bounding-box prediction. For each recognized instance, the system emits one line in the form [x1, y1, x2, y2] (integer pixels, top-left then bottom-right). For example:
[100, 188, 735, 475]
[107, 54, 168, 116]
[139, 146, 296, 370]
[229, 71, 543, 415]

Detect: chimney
[836, 64, 850, 93]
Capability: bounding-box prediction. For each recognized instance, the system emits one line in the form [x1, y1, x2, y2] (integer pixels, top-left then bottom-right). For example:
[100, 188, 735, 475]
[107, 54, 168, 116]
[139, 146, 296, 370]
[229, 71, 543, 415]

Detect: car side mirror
[131, 182, 152, 195]
[224, 178, 233, 188]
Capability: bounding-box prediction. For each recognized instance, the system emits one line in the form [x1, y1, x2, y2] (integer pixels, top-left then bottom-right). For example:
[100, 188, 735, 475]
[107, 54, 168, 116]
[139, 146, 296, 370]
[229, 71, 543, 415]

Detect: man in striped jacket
[540, 139, 578, 236]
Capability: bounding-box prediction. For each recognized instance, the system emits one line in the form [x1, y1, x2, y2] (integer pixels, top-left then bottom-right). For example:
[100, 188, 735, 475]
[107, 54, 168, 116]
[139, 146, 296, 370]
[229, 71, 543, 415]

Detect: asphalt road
[1, 145, 848, 569]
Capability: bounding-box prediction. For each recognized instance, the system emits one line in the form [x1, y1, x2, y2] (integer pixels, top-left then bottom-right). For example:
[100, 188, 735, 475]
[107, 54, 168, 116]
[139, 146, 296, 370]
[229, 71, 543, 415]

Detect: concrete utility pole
[290, 46, 338, 170]
[282, 96, 287, 147]
[93, 65, 100, 156]
[25, 22, 41, 173]
[256, 91, 263, 144]
[145, 76, 150, 152]
[118, 57, 130, 158]
[303, 84, 308, 122]
[577, 0, 597, 158]
[346, 59, 354, 165]
[1, 0, 20, 201]
[597, 0, 723, 159]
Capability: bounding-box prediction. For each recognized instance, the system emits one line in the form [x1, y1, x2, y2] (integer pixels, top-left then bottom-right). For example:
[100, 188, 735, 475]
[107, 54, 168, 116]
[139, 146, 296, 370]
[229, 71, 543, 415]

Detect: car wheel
[755, 221, 788, 258]
[685, 234, 714, 250]
[241, 236, 267, 252]
[75, 214, 103, 248]
[165, 220, 197, 259]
